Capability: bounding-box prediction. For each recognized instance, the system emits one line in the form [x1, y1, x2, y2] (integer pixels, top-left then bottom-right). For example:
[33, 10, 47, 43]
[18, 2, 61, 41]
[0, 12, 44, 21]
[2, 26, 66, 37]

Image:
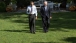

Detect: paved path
[13, 9, 70, 13]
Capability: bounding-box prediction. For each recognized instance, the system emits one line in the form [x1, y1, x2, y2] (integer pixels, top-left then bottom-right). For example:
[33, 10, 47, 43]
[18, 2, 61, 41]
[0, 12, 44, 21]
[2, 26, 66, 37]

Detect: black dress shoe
[43, 31, 47, 33]
[32, 32, 35, 34]
[46, 30, 48, 32]
[30, 31, 32, 33]
[31, 31, 35, 34]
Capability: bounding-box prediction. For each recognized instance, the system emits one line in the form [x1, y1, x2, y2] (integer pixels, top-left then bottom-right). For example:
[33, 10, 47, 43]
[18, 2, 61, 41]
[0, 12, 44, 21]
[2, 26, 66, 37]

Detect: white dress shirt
[27, 5, 37, 16]
[45, 6, 47, 11]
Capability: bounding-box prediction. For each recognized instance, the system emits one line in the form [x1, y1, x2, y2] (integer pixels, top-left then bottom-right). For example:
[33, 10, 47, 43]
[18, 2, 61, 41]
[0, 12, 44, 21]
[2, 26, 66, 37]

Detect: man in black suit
[40, 1, 52, 33]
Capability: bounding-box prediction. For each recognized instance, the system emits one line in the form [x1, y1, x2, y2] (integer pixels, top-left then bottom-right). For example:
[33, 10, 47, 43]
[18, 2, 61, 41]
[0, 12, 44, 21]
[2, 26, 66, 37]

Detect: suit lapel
[43, 6, 45, 11]
[47, 6, 49, 11]
[43, 5, 49, 11]
[42, 5, 50, 12]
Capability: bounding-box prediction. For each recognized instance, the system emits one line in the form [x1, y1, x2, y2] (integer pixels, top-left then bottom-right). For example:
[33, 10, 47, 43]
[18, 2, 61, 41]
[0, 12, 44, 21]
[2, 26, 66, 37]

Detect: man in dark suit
[40, 1, 52, 33]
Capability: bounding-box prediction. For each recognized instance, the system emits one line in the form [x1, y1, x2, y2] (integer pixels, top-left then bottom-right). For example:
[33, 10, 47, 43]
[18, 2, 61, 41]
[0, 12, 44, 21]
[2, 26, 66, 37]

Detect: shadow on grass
[0, 12, 76, 32]
[0, 30, 30, 33]
[0, 13, 27, 19]
[62, 37, 76, 43]
[12, 19, 28, 23]
[33, 42, 60, 43]
[36, 12, 76, 32]
[53, 12, 76, 29]
[36, 19, 70, 32]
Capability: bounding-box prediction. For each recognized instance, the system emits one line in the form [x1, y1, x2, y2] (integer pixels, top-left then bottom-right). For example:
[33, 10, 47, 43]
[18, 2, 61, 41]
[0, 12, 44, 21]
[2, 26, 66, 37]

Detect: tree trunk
[73, 0, 76, 4]
[60, 0, 67, 9]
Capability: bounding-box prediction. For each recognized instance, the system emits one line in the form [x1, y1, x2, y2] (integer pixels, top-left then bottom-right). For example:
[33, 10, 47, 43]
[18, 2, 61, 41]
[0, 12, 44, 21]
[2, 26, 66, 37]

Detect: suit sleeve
[49, 6, 52, 17]
[40, 7, 43, 17]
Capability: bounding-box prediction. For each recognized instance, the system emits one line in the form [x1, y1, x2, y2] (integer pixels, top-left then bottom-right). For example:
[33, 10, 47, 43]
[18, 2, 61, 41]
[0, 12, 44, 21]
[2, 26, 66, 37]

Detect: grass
[0, 12, 76, 43]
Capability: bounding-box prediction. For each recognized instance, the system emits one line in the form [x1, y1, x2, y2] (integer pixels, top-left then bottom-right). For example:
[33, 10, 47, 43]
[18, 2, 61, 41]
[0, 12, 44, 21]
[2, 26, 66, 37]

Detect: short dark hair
[30, 1, 34, 3]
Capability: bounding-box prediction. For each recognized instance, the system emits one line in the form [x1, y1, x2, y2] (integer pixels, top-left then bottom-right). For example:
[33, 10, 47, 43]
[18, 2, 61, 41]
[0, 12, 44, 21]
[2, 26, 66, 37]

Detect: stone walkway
[13, 9, 70, 13]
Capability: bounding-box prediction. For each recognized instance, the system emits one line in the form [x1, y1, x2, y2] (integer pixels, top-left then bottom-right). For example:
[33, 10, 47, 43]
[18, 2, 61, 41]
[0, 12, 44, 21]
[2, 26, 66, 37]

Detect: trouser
[29, 14, 35, 33]
[42, 16, 50, 32]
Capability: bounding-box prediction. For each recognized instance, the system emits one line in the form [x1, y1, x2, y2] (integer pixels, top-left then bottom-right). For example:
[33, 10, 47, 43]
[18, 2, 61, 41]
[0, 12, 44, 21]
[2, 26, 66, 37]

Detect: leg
[29, 15, 32, 33]
[32, 14, 35, 34]
[46, 17, 50, 32]
[42, 17, 47, 33]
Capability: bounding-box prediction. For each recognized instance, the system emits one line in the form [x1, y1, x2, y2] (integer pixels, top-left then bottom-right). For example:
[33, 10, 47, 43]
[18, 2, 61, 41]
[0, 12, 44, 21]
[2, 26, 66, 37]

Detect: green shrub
[0, 2, 6, 12]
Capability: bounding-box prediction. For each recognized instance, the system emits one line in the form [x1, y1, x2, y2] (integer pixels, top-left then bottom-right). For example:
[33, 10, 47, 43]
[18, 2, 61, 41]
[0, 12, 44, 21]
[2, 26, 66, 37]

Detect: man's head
[30, 1, 34, 6]
[44, 1, 48, 6]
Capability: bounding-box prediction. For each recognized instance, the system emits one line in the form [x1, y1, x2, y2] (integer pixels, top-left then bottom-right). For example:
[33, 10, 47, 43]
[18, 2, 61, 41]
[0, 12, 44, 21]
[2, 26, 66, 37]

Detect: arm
[49, 6, 52, 19]
[26, 6, 29, 14]
[35, 6, 37, 17]
[35, 6, 38, 19]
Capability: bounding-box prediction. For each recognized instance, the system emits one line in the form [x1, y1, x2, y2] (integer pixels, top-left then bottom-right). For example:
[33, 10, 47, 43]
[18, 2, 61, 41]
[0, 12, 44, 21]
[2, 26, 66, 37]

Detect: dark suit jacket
[40, 5, 51, 18]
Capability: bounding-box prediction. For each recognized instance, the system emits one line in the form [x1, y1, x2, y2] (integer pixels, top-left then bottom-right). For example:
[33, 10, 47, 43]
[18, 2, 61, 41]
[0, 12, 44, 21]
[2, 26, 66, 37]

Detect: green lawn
[0, 12, 76, 43]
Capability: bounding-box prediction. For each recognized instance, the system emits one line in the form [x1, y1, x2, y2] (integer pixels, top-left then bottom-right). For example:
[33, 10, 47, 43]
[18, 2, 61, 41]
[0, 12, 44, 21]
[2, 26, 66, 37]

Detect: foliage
[69, 5, 76, 11]
[11, 0, 17, 4]
[4, 0, 11, 5]
[6, 5, 13, 12]
[0, 2, 6, 12]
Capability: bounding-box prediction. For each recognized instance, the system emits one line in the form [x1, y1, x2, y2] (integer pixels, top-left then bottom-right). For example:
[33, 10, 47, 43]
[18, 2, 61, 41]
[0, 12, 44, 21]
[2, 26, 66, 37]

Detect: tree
[59, 0, 67, 9]
[73, 0, 76, 4]
[16, 0, 31, 8]
[4, 0, 11, 5]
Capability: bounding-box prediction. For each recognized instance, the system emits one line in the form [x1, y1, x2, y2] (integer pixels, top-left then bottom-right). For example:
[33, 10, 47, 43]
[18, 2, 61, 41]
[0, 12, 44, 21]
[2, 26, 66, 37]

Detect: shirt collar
[30, 5, 35, 7]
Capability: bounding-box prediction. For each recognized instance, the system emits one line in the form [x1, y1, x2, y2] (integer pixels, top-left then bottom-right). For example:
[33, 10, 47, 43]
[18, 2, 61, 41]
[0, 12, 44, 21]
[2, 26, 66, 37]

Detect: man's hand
[36, 16, 37, 20]
[50, 17, 52, 19]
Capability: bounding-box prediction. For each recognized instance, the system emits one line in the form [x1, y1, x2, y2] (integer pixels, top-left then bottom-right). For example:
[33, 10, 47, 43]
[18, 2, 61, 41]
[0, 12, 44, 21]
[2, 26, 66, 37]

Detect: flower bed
[69, 5, 76, 11]
[6, 5, 13, 12]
